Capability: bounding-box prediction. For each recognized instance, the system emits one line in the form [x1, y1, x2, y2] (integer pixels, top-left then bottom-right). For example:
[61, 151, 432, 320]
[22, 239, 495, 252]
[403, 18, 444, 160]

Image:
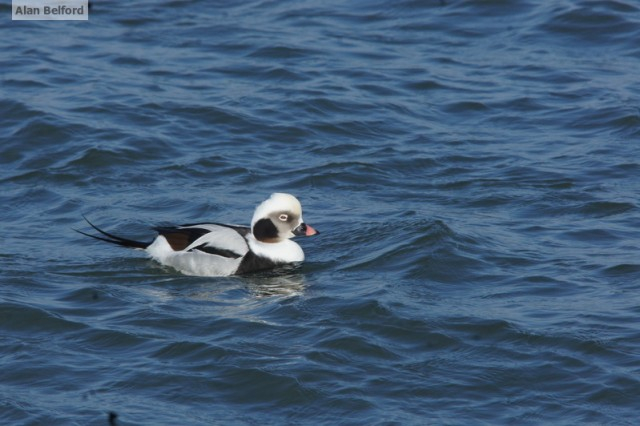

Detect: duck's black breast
[235, 250, 283, 275]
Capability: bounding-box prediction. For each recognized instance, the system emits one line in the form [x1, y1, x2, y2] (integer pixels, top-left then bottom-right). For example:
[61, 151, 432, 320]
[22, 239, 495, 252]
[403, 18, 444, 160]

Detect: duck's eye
[279, 214, 288, 222]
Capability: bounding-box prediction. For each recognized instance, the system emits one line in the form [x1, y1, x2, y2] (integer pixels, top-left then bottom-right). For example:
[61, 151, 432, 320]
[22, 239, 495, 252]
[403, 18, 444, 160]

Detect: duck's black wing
[154, 223, 251, 259]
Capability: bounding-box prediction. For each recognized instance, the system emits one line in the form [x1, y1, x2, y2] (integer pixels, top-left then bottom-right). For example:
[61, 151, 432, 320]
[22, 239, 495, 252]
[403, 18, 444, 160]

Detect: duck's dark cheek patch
[253, 218, 279, 242]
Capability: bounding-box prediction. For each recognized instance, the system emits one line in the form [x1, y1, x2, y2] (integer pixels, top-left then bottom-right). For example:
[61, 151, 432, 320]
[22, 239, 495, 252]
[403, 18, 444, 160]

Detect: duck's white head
[250, 193, 319, 243]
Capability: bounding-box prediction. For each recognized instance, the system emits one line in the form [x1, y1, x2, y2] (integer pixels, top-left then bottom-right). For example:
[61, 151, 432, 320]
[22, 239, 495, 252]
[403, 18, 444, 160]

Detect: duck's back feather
[155, 223, 250, 257]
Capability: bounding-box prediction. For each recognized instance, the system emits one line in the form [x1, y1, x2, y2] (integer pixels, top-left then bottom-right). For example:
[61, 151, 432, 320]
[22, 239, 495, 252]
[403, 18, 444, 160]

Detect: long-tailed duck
[77, 193, 319, 276]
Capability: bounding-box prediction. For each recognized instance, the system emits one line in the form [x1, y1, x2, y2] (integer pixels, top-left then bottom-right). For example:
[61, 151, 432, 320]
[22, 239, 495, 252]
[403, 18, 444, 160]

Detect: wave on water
[2, 0, 640, 424]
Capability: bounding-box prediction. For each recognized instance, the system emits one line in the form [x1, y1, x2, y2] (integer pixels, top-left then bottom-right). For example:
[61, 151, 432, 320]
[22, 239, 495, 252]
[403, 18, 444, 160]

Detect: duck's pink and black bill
[293, 223, 319, 237]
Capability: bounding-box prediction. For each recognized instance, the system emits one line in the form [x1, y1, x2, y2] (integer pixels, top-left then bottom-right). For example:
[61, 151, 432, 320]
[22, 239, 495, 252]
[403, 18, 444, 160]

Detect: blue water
[2, 1, 640, 424]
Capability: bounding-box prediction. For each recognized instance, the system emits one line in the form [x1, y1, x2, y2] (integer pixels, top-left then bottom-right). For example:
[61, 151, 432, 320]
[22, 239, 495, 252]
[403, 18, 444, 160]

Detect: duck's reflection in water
[137, 265, 308, 313]
[242, 265, 306, 298]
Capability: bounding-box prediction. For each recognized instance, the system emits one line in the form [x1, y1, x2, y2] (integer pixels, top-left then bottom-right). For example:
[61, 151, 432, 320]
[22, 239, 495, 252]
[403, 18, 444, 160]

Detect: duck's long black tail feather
[75, 216, 151, 249]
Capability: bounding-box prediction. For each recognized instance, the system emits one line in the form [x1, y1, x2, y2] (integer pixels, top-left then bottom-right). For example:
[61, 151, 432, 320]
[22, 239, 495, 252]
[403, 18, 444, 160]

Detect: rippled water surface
[2, 1, 640, 424]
